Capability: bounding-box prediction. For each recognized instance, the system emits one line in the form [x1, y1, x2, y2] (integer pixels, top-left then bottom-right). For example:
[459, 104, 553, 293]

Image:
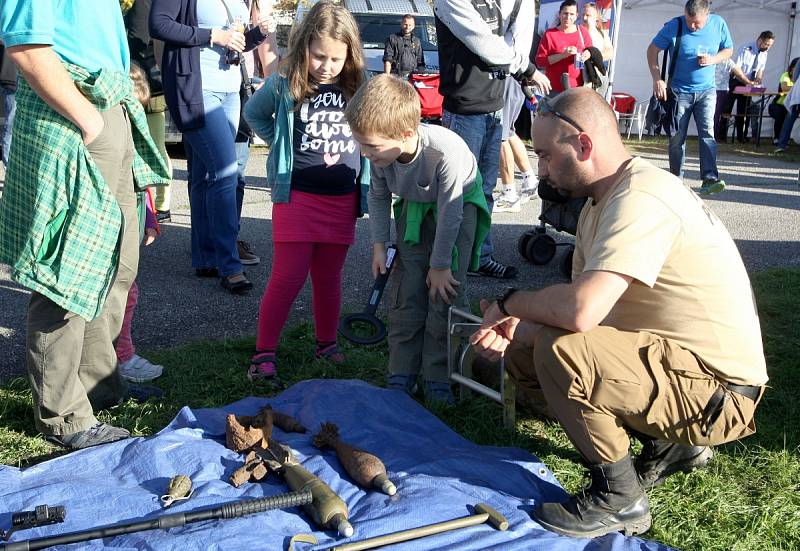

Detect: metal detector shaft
[0, 490, 313, 551]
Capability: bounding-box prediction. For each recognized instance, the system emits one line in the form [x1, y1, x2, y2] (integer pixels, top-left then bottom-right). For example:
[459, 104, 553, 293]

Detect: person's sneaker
[468, 258, 518, 279]
[124, 384, 165, 402]
[423, 381, 456, 406]
[387, 373, 418, 395]
[315, 342, 346, 364]
[156, 210, 171, 223]
[220, 273, 253, 294]
[46, 422, 131, 450]
[248, 352, 277, 381]
[519, 185, 539, 204]
[634, 438, 714, 489]
[774, 146, 787, 154]
[118, 354, 164, 383]
[698, 178, 726, 195]
[494, 196, 521, 213]
[237, 240, 260, 265]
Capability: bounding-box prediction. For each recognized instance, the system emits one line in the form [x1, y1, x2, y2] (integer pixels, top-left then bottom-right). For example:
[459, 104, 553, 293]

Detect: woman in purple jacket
[150, 0, 270, 293]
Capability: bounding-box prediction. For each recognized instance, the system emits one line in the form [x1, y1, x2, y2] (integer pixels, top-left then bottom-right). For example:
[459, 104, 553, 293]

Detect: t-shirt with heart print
[290, 84, 361, 195]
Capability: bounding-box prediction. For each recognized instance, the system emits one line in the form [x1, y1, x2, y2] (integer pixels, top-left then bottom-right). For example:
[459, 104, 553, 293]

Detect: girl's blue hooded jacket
[243, 73, 370, 215]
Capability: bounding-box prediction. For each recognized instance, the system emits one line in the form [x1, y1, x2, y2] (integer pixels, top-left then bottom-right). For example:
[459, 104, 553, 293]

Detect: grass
[2, 269, 799, 550]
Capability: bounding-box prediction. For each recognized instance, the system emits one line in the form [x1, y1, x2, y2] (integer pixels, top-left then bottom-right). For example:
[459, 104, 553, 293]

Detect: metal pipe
[330, 503, 508, 551]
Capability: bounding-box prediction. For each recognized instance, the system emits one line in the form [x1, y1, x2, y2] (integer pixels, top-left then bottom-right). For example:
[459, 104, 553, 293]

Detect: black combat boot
[534, 454, 651, 538]
[634, 437, 713, 489]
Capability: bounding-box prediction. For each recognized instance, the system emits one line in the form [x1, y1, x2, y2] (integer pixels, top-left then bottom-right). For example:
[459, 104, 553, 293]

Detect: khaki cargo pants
[387, 203, 478, 384]
[506, 325, 762, 464]
[26, 105, 138, 436]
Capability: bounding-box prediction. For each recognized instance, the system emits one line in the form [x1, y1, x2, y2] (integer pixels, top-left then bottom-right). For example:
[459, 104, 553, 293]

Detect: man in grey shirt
[346, 74, 489, 404]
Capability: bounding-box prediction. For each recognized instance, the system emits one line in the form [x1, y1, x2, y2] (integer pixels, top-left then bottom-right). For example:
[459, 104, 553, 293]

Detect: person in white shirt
[723, 30, 775, 143]
[713, 58, 752, 141]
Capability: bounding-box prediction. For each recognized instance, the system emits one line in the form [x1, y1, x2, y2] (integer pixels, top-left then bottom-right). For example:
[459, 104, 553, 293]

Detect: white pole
[606, 0, 624, 101]
[786, 2, 797, 71]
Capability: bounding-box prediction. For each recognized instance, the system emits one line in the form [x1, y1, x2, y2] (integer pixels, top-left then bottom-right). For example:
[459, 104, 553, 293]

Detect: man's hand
[653, 79, 668, 101]
[371, 242, 387, 279]
[531, 71, 552, 95]
[426, 267, 459, 304]
[81, 109, 105, 145]
[469, 299, 520, 362]
[697, 54, 711, 67]
[212, 28, 246, 52]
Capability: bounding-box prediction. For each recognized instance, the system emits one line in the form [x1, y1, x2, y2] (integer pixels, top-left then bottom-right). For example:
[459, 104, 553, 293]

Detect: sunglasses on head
[536, 96, 585, 134]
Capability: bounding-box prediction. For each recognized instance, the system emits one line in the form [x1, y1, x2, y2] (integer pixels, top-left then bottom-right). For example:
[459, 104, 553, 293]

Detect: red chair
[611, 92, 646, 140]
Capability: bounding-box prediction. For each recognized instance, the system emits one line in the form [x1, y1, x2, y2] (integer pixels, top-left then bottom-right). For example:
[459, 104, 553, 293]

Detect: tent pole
[606, 0, 624, 101]
[787, 2, 797, 70]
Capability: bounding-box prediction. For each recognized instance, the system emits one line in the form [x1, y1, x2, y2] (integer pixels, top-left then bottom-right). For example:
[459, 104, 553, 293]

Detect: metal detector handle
[364, 245, 396, 316]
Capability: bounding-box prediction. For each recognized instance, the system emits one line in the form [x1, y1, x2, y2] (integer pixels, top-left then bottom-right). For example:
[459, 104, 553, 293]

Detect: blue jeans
[235, 140, 249, 229]
[182, 90, 242, 277]
[2, 86, 16, 167]
[669, 88, 719, 181]
[776, 104, 800, 149]
[442, 108, 502, 265]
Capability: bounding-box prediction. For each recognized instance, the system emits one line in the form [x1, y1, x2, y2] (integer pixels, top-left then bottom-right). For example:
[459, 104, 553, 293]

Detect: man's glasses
[536, 96, 585, 133]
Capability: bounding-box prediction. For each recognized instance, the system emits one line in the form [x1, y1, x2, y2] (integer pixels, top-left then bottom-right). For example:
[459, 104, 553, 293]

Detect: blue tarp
[0, 379, 676, 550]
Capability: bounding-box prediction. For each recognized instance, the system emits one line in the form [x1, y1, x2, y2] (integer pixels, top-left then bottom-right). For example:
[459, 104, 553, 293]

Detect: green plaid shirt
[0, 62, 170, 320]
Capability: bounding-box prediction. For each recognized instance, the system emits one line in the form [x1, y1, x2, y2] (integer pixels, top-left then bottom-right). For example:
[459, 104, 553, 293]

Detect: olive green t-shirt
[573, 157, 767, 386]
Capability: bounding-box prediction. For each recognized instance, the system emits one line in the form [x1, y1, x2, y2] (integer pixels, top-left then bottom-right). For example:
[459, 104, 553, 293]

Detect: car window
[355, 15, 437, 50]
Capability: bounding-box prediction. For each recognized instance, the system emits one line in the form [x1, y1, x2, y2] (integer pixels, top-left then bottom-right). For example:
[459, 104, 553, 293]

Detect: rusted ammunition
[313, 422, 397, 496]
[267, 405, 307, 433]
[230, 451, 270, 487]
[225, 408, 274, 452]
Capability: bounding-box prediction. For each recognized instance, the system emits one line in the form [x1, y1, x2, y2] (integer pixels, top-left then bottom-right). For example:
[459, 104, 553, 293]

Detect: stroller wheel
[516, 230, 538, 259]
[560, 245, 575, 278]
[525, 234, 557, 265]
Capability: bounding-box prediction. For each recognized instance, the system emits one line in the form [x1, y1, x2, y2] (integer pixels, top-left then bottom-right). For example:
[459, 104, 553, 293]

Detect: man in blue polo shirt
[646, 0, 732, 195]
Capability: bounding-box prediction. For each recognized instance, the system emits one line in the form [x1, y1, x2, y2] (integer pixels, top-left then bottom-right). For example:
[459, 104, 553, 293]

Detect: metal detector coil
[339, 245, 397, 345]
[447, 307, 516, 429]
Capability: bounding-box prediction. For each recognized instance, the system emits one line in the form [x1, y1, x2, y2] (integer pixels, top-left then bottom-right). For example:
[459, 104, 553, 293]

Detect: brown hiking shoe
[237, 240, 260, 265]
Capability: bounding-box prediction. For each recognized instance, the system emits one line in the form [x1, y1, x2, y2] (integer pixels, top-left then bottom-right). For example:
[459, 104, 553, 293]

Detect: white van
[296, 0, 439, 76]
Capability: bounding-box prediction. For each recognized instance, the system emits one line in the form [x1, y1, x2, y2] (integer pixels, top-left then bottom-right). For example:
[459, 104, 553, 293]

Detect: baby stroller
[409, 70, 443, 124]
[517, 180, 587, 278]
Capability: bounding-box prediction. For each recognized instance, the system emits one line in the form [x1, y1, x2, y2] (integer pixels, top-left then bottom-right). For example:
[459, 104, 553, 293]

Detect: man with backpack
[646, 0, 732, 195]
[434, 0, 551, 279]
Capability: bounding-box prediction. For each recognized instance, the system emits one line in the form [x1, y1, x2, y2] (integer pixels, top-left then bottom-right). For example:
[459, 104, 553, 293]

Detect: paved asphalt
[1, 145, 799, 382]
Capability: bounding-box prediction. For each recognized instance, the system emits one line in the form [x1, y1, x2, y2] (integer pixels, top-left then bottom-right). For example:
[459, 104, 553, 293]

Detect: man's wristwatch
[496, 287, 518, 317]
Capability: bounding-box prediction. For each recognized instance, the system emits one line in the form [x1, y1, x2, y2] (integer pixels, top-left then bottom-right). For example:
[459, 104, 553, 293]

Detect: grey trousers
[26, 104, 138, 436]
[387, 203, 477, 384]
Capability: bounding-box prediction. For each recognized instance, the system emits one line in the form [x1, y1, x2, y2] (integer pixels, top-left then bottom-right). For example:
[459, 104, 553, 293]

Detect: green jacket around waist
[0, 62, 170, 320]
[393, 175, 491, 272]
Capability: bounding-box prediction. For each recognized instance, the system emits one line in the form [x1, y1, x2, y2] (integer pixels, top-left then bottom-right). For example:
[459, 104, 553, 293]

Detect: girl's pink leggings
[256, 241, 349, 351]
[115, 280, 138, 363]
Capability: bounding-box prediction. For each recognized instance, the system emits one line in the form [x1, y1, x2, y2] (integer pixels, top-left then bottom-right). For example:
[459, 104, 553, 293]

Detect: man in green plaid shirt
[0, 1, 169, 450]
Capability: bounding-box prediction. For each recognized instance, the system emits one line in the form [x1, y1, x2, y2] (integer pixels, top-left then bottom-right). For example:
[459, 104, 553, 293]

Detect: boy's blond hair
[345, 74, 420, 139]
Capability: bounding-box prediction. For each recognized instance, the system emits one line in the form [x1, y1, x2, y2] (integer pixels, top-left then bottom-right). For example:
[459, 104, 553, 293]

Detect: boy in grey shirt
[345, 74, 489, 404]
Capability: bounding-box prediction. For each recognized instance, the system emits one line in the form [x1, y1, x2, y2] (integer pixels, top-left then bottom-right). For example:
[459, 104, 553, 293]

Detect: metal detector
[338, 245, 397, 345]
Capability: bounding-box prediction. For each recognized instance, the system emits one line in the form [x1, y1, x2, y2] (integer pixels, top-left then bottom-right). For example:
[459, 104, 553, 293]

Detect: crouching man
[471, 87, 767, 538]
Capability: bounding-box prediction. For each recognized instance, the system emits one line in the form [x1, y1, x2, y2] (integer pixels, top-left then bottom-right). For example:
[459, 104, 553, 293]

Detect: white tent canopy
[607, 0, 799, 136]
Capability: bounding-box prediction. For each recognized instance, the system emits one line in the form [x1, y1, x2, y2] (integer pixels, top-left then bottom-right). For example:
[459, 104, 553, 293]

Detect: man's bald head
[543, 87, 621, 142]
